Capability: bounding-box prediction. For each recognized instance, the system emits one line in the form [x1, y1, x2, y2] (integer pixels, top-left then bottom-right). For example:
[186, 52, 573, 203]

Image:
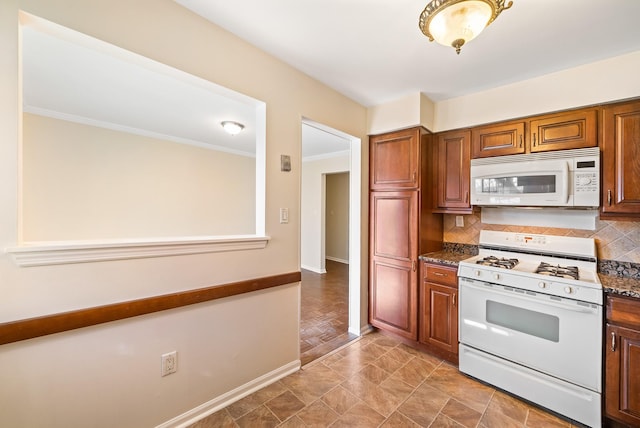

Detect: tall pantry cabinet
[369, 127, 443, 340]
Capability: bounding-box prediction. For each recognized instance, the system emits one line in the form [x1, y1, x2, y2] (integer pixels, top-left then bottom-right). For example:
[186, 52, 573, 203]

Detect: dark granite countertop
[599, 274, 640, 299]
[419, 251, 472, 267]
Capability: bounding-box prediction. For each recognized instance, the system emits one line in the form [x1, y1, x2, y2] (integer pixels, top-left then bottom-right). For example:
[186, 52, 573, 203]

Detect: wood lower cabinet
[419, 262, 458, 363]
[605, 294, 640, 427]
[601, 100, 640, 218]
[434, 130, 471, 213]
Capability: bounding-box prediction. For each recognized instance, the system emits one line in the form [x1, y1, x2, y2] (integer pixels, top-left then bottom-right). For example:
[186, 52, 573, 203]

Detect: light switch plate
[280, 208, 289, 224]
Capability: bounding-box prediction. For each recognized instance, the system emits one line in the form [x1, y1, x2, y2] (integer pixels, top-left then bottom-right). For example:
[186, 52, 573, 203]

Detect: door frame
[301, 118, 362, 337]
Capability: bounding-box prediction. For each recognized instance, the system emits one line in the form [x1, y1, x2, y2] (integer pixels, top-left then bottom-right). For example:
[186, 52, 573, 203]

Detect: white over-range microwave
[470, 147, 600, 208]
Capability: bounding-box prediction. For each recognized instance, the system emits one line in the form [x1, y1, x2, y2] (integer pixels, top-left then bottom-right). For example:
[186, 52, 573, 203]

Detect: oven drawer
[423, 263, 457, 287]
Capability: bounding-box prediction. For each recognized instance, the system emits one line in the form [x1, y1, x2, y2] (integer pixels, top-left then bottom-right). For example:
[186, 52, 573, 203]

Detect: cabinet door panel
[370, 129, 420, 190]
[370, 191, 417, 261]
[530, 109, 597, 152]
[435, 130, 470, 211]
[602, 102, 640, 215]
[606, 323, 640, 425]
[471, 122, 525, 158]
[419, 281, 457, 354]
[370, 259, 417, 339]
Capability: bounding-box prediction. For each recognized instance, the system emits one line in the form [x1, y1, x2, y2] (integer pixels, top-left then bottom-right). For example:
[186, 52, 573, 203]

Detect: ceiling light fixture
[221, 120, 245, 135]
[419, 0, 513, 54]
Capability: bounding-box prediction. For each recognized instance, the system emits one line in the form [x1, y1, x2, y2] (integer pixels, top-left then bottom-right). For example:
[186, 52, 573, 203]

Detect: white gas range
[458, 230, 602, 427]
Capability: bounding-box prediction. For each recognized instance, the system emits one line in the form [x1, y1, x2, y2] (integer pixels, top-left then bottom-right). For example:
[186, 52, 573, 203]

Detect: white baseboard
[325, 256, 349, 264]
[300, 264, 326, 274]
[156, 360, 301, 428]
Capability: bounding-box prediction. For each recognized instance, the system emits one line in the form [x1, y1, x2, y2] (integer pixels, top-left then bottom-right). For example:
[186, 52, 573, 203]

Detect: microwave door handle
[561, 161, 569, 203]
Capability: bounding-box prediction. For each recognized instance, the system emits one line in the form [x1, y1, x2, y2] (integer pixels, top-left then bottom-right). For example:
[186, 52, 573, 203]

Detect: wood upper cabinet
[605, 295, 640, 426]
[370, 128, 423, 190]
[369, 191, 419, 340]
[472, 121, 525, 158]
[529, 108, 598, 152]
[601, 101, 640, 217]
[434, 130, 471, 213]
[471, 108, 598, 159]
[419, 262, 458, 363]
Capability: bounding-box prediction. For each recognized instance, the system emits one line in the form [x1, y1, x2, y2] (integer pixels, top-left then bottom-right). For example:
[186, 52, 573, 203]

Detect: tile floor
[299, 260, 357, 365]
[190, 331, 581, 427]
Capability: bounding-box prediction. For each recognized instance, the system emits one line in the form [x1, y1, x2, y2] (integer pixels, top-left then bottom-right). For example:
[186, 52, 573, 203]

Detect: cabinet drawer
[423, 263, 458, 287]
[607, 294, 640, 329]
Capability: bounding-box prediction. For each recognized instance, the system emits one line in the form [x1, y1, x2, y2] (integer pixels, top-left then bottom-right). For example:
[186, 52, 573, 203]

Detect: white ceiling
[176, 0, 640, 106]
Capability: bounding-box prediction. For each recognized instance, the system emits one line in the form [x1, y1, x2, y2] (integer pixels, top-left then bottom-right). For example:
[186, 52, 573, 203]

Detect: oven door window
[487, 300, 559, 342]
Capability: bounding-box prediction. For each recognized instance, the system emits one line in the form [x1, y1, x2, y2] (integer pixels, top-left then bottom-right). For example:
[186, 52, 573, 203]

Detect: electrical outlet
[455, 215, 464, 227]
[161, 351, 177, 377]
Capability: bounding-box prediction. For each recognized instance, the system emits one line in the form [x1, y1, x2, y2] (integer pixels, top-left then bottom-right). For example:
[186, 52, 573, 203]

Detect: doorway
[300, 119, 361, 365]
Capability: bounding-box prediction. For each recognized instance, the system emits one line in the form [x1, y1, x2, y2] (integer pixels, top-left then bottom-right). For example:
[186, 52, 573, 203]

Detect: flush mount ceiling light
[221, 120, 245, 135]
[419, 0, 513, 54]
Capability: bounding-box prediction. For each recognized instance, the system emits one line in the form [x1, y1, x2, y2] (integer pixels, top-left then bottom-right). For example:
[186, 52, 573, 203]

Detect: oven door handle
[460, 280, 599, 314]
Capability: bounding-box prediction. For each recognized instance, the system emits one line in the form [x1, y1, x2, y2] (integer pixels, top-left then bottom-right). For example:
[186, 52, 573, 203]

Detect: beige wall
[23, 113, 256, 240]
[326, 172, 349, 263]
[0, 1, 368, 426]
[433, 50, 640, 132]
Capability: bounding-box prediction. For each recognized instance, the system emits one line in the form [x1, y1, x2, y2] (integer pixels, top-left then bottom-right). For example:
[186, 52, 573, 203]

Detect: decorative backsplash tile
[444, 212, 640, 263]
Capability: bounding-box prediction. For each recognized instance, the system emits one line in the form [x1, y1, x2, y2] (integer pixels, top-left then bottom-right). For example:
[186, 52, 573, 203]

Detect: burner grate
[535, 262, 580, 280]
[476, 256, 519, 269]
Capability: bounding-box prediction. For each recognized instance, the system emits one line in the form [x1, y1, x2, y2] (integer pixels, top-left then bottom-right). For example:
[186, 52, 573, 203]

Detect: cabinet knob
[452, 292, 457, 307]
[519, 135, 523, 148]
[532, 133, 537, 146]
[433, 272, 446, 277]
[412, 260, 416, 272]
[465, 191, 469, 203]
[608, 189, 612, 206]
[611, 331, 616, 352]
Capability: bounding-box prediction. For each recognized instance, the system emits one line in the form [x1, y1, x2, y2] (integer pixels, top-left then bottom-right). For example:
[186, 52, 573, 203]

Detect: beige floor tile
[525, 407, 572, 427]
[479, 405, 525, 428]
[440, 398, 483, 428]
[487, 390, 530, 424]
[430, 413, 466, 427]
[225, 381, 289, 419]
[235, 405, 281, 428]
[265, 391, 306, 422]
[330, 402, 385, 428]
[397, 383, 449, 426]
[295, 399, 339, 427]
[380, 411, 421, 427]
[190, 408, 238, 428]
[321, 385, 361, 415]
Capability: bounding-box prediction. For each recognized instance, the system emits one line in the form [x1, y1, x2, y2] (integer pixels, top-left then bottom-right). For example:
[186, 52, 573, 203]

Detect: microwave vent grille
[471, 147, 599, 166]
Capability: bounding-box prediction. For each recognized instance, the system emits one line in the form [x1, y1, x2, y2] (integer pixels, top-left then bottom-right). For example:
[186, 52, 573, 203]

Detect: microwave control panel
[575, 172, 598, 193]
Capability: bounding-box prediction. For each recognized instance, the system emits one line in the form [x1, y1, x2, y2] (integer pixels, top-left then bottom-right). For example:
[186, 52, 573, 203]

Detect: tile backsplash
[444, 212, 640, 262]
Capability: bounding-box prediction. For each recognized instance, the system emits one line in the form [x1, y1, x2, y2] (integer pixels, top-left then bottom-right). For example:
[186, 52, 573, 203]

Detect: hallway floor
[300, 260, 357, 366]
[191, 330, 580, 427]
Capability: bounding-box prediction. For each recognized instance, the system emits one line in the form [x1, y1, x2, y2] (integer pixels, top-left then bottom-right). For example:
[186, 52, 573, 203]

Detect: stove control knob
[538, 282, 548, 289]
[493, 273, 501, 281]
[564, 286, 574, 294]
[474, 270, 481, 277]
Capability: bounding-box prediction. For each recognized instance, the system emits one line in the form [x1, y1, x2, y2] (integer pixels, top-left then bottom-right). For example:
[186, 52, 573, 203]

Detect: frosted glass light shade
[419, 0, 513, 54]
[429, 1, 492, 48]
[221, 120, 244, 135]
